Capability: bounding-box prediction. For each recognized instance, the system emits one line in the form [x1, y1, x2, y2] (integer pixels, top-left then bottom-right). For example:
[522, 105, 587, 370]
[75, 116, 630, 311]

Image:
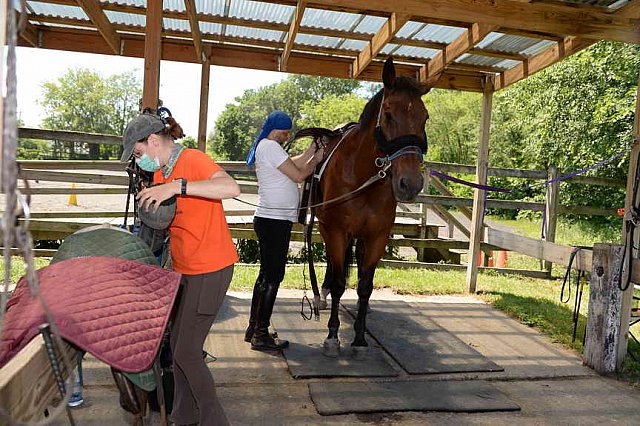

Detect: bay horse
[296, 58, 435, 357]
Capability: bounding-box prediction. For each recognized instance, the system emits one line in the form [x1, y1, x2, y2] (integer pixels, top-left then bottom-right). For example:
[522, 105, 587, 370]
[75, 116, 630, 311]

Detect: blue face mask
[135, 153, 161, 172]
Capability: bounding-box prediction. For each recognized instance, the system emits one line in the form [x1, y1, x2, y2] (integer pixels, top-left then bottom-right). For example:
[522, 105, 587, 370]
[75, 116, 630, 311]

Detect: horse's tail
[343, 240, 354, 282]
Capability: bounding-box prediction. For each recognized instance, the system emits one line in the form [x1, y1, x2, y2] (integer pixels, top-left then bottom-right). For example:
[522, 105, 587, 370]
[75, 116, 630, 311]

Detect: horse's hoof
[322, 338, 340, 358]
[351, 345, 369, 360]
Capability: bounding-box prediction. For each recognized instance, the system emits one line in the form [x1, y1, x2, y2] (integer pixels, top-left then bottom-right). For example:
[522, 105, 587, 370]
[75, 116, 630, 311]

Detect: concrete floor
[49, 290, 640, 425]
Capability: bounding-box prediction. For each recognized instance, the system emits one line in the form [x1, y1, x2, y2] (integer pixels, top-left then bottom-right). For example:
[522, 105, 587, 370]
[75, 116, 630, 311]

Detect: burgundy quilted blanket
[0, 256, 181, 373]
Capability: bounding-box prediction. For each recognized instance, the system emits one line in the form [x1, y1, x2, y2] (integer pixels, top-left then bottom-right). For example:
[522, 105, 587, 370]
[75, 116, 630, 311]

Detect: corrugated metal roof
[28, 2, 88, 20]
[229, 0, 294, 24]
[393, 45, 440, 60]
[199, 21, 223, 35]
[301, 8, 361, 32]
[295, 33, 342, 49]
[397, 22, 466, 44]
[225, 25, 284, 42]
[100, 0, 145, 8]
[104, 10, 145, 27]
[478, 33, 540, 54]
[456, 54, 509, 68]
[561, 0, 630, 9]
[353, 15, 387, 35]
[521, 40, 556, 56]
[340, 39, 368, 51]
[162, 0, 226, 15]
[164, 18, 190, 32]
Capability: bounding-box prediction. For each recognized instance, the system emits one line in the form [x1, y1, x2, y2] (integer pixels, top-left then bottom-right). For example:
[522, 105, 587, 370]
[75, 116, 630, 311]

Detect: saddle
[295, 123, 358, 225]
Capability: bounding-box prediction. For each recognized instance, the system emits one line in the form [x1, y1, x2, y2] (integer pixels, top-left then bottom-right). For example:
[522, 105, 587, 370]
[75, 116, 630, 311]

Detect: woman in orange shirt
[121, 112, 239, 426]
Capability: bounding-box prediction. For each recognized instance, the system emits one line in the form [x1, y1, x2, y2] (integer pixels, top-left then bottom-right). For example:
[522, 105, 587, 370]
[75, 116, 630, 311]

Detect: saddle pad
[0, 256, 181, 373]
[51, 227, 158, 266]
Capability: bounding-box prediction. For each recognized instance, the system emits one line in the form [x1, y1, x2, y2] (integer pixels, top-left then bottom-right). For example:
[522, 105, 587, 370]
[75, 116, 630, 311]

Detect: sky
[15, 46, 288, 138]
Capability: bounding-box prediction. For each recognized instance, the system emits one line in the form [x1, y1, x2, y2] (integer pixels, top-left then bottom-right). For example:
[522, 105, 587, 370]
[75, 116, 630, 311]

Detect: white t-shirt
[254, 138, 299, 222]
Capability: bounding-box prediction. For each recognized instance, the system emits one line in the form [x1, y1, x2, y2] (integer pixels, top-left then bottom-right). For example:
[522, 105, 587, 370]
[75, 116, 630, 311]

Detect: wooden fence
[3, 128, 628, 278]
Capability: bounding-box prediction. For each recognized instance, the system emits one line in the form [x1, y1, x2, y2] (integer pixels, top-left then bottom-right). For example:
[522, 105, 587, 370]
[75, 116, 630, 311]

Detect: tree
[210, 75, 361, 160]
[40, 68, 141, 159]
[490, 41, 640, 217]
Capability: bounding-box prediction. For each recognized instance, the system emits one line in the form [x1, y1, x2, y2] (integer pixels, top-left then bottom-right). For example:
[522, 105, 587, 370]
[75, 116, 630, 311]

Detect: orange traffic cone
[496, 250, 508, 268]
[68, 183, 78, 206]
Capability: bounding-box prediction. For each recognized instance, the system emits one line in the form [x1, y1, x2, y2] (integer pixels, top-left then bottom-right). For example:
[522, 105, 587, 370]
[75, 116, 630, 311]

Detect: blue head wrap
[245, 110, 293, 166]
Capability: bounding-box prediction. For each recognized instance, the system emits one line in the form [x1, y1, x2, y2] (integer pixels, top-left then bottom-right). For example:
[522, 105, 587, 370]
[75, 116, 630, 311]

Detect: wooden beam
[495, 36, 595, 90]
[543, 166, 560, 273]
[353, 13, 409, 78]
[309, 0, 640, 44]
[142, 0, 162, 111]
[497, 27, 564, 42]
[281, 0, 306, 71]
[466, 76, 494, 294]
[184, 0, 205, 62]
[419, 22, 498, 82]
[485, 227, 593, 271]
[76, 0, 121, 54]
[198, 57, 210, 152]
[0, 337, 75, 422]
[16, 11, 38, 47]
[391, 37, 446, 51]
[20, 26, 485, 91]
[617, 0, 640, 19]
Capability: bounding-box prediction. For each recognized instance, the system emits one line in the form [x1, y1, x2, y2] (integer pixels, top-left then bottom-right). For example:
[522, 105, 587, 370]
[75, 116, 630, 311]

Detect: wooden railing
[9, 127, 628, 275]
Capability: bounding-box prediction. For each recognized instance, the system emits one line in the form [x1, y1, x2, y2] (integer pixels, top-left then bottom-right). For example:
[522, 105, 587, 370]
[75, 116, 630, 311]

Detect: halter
[374, 93, 426, 169]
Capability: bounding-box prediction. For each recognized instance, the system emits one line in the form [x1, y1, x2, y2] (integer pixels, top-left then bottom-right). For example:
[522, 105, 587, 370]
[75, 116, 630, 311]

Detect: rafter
[497, 27, 564, 42]
[353, 12, 409, 78]
[419, 22, 498, 82]
[16, 12, 39, 47]
[184, 0, 205, 62]
[495, 36, 595, 90]
[75, 0, 121, 54]
[281, 0, 307, 71]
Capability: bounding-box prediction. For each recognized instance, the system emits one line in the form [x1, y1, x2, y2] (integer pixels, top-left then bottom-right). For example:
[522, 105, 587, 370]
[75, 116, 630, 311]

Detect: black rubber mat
[344, 301, 503, 374]
[272, 300, 398, 378]
[309, 380, 520, 415]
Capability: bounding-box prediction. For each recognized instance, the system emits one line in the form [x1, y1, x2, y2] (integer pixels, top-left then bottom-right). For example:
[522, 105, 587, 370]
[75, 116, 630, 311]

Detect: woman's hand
[137, 182, 178, 212]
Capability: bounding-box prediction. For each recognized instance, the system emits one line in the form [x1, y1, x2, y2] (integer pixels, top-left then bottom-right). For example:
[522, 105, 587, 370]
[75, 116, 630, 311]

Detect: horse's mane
[359, 76, 424, 128]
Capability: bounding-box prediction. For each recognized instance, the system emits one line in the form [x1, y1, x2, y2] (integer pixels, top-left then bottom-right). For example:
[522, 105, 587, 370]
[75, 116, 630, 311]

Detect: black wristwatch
[175, 178, 187, 196]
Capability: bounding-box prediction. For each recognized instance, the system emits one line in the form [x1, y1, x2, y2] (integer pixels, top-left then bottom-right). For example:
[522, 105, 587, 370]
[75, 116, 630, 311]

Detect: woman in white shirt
[244, 111, 323, 351]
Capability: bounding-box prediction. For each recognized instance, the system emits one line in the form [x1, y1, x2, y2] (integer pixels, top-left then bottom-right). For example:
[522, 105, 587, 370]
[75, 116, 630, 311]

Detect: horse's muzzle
[393, 174, 424, 202]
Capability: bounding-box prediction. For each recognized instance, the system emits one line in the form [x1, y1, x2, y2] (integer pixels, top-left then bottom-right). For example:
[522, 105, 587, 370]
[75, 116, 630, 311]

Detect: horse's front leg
[322, 237, 350, 357]
[352, 236, 386, 359]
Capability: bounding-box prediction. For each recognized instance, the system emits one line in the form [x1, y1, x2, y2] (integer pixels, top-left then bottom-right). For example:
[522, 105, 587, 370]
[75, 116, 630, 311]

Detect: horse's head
[376, 57, 434, 202]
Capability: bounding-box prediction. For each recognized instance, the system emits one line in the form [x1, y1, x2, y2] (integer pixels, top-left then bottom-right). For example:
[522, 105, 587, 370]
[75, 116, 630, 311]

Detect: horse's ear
[382, 57, 396, 89]
[420, 71, 443, 95]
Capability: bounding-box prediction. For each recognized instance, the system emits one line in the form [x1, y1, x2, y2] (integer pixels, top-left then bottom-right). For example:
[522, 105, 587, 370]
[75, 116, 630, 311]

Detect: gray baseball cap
[138, 196, 177, 230]
[120, 114, 166, 162]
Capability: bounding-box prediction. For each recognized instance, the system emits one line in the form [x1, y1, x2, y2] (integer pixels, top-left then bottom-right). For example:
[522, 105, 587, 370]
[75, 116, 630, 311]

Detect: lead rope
[1, 3, 76, 424]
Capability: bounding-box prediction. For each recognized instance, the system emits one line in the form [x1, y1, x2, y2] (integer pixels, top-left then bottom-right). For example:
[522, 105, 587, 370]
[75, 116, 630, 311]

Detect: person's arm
[137, 170, 240, 212]
[277, 142, 323, 183]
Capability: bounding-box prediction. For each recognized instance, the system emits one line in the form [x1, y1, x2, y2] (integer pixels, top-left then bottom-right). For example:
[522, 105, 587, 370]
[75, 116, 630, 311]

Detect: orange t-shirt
[154, 149, 238, 275]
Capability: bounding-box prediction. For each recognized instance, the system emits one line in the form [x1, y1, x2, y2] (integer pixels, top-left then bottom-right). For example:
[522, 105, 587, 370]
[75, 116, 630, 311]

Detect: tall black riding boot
[244, 276, 263, 343]
[251, 282, 289, 351]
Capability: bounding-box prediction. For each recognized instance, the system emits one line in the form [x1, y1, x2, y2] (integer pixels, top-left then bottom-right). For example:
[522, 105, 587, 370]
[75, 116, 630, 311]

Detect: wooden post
[584, 243, 624, 373]
[465, 76, 494, 293]
[616, 71, 640, 368]
[198, 58, 211, 152]
[141, 1, 162, 111]
[417, 170, 431, 262]
[543, 166, 560, 273]
[0, 0, 8, 181]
